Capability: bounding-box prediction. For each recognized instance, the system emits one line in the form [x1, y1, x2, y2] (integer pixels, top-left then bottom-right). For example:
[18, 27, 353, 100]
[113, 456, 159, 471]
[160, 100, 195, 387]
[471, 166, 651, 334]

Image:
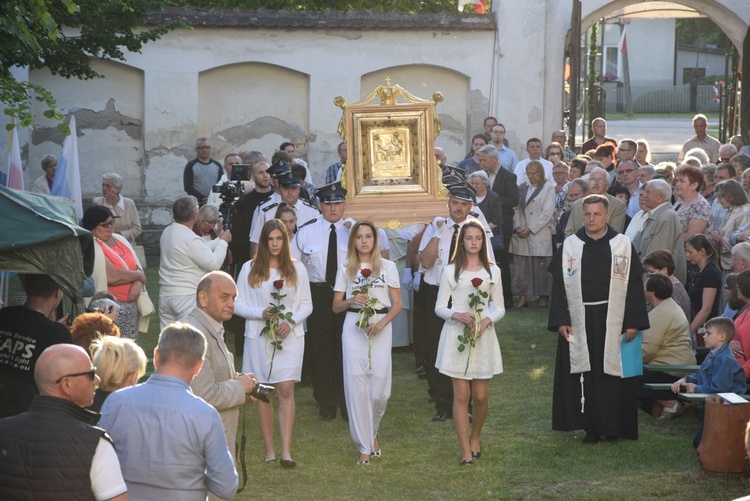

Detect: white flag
[51, 116, 83, 220]
[6, 127, 24, 190]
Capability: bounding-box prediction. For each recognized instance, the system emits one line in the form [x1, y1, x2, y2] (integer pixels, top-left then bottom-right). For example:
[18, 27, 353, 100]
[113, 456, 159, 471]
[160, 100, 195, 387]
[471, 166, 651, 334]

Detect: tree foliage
[171, 0, 460, 13]
[676, 18, 731, 50]
[0, 0, 180, 131]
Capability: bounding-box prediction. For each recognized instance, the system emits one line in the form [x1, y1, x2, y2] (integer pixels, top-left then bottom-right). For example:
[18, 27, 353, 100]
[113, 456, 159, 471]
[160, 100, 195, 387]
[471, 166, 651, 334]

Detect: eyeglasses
[55, 368, 97, 384]
[90, 305, 117, 314]
[196, 146, 211, 150]
[98, 220, 115, 228]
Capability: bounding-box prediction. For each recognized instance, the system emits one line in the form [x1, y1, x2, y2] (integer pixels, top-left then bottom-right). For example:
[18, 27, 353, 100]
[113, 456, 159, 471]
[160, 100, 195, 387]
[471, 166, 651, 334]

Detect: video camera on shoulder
[212, 164, 251, 229]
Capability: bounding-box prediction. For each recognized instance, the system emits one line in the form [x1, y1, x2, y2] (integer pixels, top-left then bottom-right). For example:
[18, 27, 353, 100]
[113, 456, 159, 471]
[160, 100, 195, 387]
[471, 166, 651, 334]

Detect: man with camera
[186, 271, 258, 461]
[100, 322, 239, 500]
[207, 153, 244, 208]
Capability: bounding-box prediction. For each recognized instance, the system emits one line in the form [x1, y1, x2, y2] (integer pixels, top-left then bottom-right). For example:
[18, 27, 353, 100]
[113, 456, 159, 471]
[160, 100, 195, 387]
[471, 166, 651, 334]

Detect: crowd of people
[4, 116, 750, 497]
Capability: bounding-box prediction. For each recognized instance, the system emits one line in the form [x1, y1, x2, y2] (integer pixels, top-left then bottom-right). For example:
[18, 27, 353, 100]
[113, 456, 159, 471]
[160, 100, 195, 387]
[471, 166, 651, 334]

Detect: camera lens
[250, 382, 274, 403]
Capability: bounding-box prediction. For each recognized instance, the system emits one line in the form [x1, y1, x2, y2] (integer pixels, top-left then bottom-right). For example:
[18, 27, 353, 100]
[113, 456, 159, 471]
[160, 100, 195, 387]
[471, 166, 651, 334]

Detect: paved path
[576, 118, 689, 163]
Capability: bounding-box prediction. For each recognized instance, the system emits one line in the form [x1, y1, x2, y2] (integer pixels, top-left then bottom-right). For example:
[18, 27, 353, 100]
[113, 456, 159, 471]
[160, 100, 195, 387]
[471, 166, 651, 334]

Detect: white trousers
[342, 312, 392, 455]
[158, 295, 196, 329]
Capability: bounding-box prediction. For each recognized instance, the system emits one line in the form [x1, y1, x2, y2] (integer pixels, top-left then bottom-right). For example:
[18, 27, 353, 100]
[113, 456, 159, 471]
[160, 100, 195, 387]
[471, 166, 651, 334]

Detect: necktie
[450, 223, 460, 259]
[326, 223, 337, 285]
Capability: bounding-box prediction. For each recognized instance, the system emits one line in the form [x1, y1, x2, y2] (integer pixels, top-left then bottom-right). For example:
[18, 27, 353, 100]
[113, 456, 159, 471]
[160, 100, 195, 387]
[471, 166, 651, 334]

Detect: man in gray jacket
[187, 271, 256, 459]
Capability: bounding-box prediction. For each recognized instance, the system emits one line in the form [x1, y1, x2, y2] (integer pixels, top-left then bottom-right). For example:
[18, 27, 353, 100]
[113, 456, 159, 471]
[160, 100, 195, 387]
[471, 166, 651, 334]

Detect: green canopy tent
[0, 185, 94, 317]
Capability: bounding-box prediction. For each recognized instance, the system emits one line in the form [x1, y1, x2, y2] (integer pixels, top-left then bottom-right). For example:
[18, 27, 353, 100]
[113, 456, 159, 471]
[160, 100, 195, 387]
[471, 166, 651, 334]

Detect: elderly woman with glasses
[710, 180, 750, 272]
[93, 173, 142, 242]
[81, 205, 146, 341]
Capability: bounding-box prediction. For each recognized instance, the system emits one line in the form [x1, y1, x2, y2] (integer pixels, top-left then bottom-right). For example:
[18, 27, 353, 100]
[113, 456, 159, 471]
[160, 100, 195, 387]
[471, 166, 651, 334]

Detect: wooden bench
[644, 383, 750, 402]
[643, 364, 699, 373]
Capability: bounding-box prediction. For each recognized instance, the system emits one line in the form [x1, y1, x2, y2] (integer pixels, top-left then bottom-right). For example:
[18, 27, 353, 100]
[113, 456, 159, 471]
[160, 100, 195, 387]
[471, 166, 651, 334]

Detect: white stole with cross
[561, 232, 632, 377]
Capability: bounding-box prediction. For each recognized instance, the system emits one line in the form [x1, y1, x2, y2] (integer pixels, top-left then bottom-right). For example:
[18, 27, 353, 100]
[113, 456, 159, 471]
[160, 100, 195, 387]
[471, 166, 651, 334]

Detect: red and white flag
[6, 127, 24, 191]
[458, 0, 486, 14]
[618, 27, 627, 53]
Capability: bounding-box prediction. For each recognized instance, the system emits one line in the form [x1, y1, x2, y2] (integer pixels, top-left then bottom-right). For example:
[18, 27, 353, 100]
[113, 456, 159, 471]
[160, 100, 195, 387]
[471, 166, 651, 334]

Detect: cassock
[548, 226, 649, 439]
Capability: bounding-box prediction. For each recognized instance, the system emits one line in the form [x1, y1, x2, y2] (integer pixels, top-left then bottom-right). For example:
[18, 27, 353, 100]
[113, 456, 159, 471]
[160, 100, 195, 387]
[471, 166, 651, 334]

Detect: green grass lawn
[136, 266, 749, 500]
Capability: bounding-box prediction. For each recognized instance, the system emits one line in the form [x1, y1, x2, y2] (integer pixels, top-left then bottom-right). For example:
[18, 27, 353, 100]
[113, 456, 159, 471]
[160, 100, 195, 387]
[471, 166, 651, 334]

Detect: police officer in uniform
[417, 178, 495, 422]
[292, 181, 350, 421]
[249, 173, 319, 257]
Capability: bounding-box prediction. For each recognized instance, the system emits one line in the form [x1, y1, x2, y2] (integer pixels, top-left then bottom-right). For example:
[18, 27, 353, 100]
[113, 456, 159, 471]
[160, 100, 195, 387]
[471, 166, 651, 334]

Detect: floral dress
[673, 195, 711, 234]
[435, 264, 505, 380]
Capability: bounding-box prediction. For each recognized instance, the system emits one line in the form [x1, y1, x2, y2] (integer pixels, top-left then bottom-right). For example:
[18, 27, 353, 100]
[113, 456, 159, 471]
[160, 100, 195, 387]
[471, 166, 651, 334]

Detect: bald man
[0, 344, 128, 500]
[186, 271, 256, 462]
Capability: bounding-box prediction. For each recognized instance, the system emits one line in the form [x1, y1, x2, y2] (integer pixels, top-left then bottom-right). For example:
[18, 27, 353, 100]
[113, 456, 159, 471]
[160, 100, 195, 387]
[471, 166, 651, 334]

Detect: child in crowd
[670, 317, 746, 447]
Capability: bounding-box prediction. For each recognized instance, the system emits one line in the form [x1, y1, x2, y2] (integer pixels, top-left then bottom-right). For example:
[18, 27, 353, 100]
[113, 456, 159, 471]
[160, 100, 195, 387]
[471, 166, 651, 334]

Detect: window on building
[602, 46, 621, 81]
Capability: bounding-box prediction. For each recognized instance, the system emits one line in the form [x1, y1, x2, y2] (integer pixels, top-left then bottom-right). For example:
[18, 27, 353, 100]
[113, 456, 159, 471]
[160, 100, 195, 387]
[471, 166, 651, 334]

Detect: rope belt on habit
[582, 300, 609, 306]
[347, 308, 389, 314]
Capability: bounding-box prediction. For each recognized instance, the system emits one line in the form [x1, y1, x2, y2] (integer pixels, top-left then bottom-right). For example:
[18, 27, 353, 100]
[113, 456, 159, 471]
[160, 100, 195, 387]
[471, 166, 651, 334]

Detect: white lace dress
[435, 264, 505, 380]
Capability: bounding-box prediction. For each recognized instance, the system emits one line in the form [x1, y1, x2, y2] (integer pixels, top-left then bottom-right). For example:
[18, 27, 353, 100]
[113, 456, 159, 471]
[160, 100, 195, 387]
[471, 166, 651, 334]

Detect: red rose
[471, 277, 483, 288]
[273, 280, 284, 290]
[361, 268, 372, 279]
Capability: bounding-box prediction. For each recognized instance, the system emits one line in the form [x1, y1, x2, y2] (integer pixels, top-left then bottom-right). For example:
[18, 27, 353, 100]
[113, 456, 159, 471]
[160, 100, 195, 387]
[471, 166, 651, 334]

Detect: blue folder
[620, 331, 643, 378]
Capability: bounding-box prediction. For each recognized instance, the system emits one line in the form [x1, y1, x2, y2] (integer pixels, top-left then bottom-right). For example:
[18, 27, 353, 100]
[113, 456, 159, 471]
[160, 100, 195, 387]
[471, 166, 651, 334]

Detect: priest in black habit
[548, 195, 649, 444]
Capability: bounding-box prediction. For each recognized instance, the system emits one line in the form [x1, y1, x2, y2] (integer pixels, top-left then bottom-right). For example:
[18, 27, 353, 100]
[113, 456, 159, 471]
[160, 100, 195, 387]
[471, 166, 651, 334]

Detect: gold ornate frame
[335, 79, 447, 228]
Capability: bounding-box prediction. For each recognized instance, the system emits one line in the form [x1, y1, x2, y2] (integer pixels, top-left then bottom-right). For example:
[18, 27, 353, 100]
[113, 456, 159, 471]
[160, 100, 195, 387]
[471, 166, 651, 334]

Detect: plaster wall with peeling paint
[10, 27, 511, 227]
[14, 1, 746, 227]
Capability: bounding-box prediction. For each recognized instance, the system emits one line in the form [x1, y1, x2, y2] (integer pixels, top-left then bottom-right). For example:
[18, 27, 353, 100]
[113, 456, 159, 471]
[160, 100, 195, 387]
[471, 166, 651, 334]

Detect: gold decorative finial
[377, 77, 400, 105]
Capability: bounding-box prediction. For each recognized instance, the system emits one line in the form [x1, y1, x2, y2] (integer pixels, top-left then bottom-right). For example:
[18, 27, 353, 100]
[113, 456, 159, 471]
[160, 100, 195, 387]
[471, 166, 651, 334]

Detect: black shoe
[319, 414, 335, 422]
[432, 411, 452, 422]
[582, 431, 600, 444]
[459, 459, 474, 466]
[280, 459, 296, 469]
[417, 371, 428, 380]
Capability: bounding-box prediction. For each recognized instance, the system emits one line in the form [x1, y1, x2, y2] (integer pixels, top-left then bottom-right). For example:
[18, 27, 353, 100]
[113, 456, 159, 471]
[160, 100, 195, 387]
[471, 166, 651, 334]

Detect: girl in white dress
[435, 219, 505, 466]
[332, 221, 402, 465]
[235, 219, 312, 468]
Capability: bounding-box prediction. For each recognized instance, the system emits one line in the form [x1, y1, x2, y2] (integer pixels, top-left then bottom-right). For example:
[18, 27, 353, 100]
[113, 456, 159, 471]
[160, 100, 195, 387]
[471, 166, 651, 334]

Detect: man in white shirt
[249, 174, 319, 257]
[514, 138, 553, 186]
[292, 181, 350, 421]
[677, 114, 721, 163]
[159, 196, 231, 328]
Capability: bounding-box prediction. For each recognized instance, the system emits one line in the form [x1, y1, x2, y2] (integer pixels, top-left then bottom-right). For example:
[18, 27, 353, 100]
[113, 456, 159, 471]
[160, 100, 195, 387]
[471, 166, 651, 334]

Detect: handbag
[136, 284, 155, 317]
